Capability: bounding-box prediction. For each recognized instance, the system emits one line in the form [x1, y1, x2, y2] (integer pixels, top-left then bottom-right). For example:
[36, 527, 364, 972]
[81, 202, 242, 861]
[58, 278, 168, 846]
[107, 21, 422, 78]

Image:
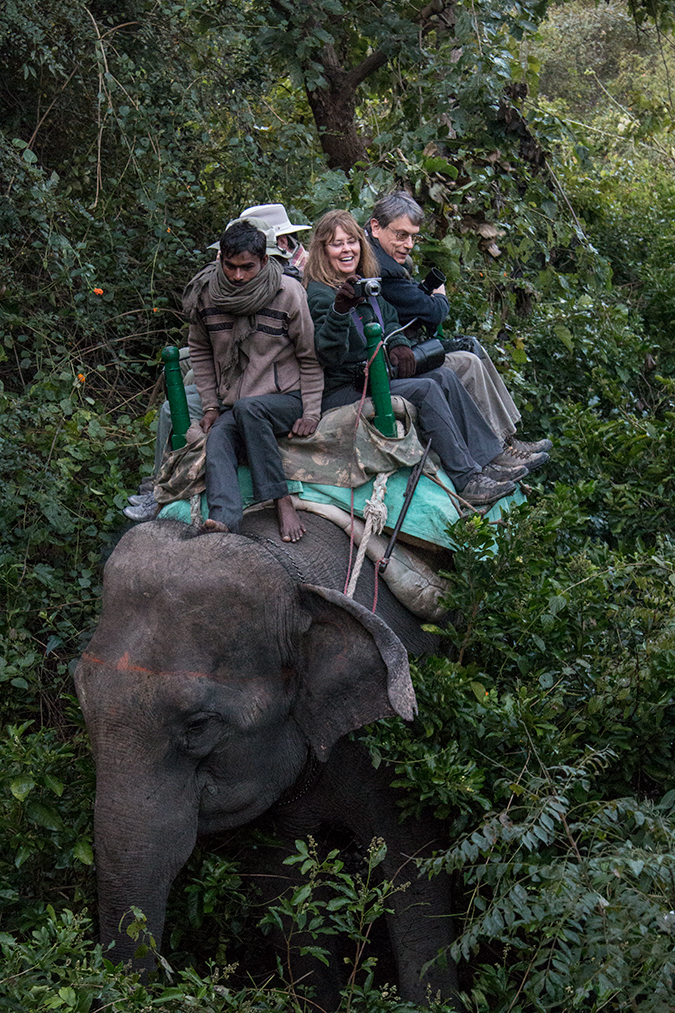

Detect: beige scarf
[182, 258, 284, 374]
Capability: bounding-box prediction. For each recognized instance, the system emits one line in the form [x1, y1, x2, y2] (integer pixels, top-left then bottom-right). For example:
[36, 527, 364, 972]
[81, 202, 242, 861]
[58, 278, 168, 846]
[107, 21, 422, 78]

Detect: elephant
[74, 512, 460, 1009]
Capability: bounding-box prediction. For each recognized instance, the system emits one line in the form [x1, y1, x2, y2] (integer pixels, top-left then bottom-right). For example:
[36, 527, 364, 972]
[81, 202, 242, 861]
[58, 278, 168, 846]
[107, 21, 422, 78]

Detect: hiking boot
[507, 435, 553, 455]
[123, 500, 159, 522]
[128, 491, 156, 508]
[490, 444, 549, 473]
[458, 473, 516, 505]
[483, 461, 528, 482]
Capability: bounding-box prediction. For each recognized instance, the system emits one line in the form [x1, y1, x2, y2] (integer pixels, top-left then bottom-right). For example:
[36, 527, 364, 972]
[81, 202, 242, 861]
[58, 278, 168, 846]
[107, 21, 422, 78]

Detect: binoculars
[419, 267, 446, 295]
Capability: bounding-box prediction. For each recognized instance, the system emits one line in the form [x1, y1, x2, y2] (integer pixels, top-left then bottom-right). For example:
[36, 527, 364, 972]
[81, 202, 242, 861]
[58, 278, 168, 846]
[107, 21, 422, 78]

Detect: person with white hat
[239, 203, 310, 275]
[207, 205, 310, 277]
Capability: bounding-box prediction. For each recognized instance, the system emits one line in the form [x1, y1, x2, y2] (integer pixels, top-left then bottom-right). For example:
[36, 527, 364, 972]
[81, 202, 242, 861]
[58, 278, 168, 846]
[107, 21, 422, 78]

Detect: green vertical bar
[162, 346, 191, 450]
[364, 322, 396, 438]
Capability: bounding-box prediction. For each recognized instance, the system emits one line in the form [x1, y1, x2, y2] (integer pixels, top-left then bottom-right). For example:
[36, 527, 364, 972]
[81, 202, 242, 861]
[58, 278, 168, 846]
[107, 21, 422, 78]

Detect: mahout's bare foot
[200, 518, 229, 534]
[275, 495, 306, 543]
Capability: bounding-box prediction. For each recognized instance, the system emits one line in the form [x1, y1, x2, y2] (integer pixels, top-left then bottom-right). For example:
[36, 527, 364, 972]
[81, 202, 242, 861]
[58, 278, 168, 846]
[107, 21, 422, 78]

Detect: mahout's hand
[334, 275, 365, 314]
[288, 415, 319, 438]
[200, 408, 220, 432]
[389, 345, 416, 378]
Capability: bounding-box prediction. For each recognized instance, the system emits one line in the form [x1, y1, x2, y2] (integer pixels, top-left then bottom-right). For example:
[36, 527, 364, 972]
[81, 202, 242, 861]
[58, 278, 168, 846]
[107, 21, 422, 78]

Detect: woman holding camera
[304, 210, 523, 506]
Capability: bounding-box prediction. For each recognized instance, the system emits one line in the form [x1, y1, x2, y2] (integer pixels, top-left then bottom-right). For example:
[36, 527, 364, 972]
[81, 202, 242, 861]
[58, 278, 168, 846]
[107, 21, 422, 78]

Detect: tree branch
[344, 49, 389, 91]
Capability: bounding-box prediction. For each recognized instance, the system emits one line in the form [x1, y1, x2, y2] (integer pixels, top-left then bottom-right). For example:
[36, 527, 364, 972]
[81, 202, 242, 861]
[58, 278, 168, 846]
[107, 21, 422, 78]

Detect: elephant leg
[245, 828, 346, 1012]
[286, 738, 463, 1009]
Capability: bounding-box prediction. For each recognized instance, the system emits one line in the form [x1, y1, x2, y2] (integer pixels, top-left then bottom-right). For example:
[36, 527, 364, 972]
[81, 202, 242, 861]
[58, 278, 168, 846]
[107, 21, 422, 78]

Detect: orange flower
[167, 227, 171, 233]
[93, 288, 103, 295]
[77, 373, 86, 383]
[153, 307, 159, 313]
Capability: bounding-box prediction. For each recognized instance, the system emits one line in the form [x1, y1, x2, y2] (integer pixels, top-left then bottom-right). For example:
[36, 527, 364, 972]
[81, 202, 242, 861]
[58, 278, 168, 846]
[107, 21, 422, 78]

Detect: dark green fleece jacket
[306, 280, 411, 397]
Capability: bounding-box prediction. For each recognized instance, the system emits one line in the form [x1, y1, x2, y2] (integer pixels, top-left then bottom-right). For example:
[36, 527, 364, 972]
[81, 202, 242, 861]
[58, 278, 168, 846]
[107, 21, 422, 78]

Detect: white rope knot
[189, 493, 202, 527]
[364, 472, 389, 535]
[345, 471, 390, 598]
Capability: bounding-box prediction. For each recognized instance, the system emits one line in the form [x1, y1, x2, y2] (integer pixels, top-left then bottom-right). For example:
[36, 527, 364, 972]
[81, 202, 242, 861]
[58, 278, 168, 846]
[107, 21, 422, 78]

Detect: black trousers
[322, 368, 502, 491]
[205, 391, 303, 531]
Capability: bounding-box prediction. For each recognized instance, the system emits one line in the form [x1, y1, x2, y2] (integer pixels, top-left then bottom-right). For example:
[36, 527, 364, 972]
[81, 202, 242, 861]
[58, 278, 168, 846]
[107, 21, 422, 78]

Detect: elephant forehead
[105, 529, 291, 601]
[77, 655, 292, 730]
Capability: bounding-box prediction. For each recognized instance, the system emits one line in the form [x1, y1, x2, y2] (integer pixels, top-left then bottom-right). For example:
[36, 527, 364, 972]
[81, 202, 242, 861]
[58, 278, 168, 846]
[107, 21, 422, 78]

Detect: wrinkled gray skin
[75, 513, 458, 1008]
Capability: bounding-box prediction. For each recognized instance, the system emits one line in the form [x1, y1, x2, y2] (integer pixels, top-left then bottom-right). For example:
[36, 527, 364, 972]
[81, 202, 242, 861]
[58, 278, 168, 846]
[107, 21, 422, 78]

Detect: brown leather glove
[334, 276, 365, 314]
[388, 345, 416, 378]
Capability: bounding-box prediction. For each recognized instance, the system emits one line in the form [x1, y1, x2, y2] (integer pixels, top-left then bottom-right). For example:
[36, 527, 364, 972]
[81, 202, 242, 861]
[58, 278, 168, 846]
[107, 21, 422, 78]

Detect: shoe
[123, 501, 159, 521]
[507, 436, 553, 455]
[483, 461, 529, 482]
[490, 445, 549, 473]
[458, 473, 516, 505]
[128, 492, 156, 507]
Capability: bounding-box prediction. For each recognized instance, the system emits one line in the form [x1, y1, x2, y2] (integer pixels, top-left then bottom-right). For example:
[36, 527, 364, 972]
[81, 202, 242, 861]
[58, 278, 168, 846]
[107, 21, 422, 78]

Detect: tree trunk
[305, 77, 368, 172]
[304, 45, 389, 173]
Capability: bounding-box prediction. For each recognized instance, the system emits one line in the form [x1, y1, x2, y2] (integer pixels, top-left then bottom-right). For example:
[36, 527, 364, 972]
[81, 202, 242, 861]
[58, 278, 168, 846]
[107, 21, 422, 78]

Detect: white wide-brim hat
[207, 216, 292, 258]
[241, 203, 311, 237]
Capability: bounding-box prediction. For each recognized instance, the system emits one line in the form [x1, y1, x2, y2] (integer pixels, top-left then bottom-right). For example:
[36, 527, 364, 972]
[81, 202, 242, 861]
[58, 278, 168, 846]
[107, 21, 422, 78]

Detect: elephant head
[74, 521, 416, 966]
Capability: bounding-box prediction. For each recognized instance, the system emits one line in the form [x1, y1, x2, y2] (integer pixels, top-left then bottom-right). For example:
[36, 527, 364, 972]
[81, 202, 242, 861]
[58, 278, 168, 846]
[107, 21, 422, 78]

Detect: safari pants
[205, 391, 303, 531]
[444, 346, 521, 444]
[323, 368, 502, 492]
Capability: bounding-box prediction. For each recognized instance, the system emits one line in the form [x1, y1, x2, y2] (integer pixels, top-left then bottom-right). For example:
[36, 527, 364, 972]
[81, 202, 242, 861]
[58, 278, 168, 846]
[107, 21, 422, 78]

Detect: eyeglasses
[326, 237, 361, 250]
[384, 225, 420, 243]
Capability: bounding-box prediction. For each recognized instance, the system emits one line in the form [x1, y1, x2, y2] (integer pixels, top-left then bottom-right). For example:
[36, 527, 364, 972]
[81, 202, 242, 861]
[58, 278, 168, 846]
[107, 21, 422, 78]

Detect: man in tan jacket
[186, 219, 324, 541]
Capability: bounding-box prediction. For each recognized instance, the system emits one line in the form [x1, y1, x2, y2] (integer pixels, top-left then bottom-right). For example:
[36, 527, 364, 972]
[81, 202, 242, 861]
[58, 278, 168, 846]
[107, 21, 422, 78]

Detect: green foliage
[259, 836, 442, 1012]
[436, 775, 675, 1011]
[361, 495, 675, 1008]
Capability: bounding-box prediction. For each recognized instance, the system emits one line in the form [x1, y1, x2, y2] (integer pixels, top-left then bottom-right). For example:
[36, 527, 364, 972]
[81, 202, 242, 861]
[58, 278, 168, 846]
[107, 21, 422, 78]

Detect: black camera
[419, 267, 446, 295]
[352, 277, 381, 298]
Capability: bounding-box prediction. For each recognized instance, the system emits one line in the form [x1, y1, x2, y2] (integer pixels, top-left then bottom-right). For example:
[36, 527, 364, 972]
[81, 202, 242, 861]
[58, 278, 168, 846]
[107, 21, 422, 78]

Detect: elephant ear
[293, 584, 417, 760]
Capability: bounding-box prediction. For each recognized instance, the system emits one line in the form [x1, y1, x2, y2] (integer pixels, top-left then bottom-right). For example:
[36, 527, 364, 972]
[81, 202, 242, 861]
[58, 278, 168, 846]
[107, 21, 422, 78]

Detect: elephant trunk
[93, 769, 198, 969]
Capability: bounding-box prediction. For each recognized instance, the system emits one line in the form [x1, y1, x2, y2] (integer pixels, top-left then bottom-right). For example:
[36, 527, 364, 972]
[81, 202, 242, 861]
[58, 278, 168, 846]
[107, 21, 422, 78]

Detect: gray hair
[370, 191, 424, 228]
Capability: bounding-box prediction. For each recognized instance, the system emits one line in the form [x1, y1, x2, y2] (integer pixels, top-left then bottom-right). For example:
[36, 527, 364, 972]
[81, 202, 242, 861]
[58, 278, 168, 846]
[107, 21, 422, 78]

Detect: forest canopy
[2, 0, 675, 1009]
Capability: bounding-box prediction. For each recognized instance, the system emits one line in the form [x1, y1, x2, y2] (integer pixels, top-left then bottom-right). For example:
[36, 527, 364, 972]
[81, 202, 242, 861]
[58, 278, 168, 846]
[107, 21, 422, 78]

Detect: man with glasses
[367, 191, 551, 470]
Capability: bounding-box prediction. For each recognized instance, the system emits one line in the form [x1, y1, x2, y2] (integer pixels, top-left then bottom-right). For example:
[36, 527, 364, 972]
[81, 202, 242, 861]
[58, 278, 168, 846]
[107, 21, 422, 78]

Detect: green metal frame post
[162, 346, 191, 450]
[364, 321, 396, 437]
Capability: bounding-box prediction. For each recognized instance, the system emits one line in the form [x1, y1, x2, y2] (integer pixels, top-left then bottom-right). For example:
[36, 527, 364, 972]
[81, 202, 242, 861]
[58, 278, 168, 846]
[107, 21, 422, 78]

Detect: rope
[343, 347, 382, 594]
[189, 493, 202, 526]
[344, 472, 390, 598]
[343, 487, 357, 595]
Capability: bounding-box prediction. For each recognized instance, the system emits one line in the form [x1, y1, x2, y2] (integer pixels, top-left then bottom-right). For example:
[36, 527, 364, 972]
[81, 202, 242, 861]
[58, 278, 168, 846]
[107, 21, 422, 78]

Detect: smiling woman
[304, 209, 380, 287]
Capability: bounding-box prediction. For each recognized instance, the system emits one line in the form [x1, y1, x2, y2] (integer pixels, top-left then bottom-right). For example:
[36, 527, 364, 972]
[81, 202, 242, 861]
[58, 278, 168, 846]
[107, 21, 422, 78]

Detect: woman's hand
[334, 276, 365, 314]
[389, 345, 416, 378]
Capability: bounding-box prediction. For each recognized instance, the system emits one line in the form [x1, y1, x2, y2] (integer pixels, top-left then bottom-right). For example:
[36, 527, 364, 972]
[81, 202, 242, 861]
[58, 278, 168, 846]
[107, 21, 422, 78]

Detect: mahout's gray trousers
[323, 368, 502, 491]
[205, 391, 303, 531]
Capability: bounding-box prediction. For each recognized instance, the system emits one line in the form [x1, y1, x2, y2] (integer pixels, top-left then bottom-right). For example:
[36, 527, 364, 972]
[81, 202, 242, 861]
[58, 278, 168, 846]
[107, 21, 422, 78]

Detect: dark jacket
[368, 234, 450, 337]
[306, 280, 409, 397]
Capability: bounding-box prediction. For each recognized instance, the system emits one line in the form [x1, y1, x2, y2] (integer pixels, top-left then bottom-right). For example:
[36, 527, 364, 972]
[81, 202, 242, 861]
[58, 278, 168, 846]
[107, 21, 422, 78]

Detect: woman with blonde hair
[304, 210, 523, 506]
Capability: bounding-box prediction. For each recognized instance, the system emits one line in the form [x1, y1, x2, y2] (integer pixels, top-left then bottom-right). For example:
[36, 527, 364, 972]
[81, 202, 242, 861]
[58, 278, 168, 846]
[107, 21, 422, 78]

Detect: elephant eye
[182, 712, 223, 753]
